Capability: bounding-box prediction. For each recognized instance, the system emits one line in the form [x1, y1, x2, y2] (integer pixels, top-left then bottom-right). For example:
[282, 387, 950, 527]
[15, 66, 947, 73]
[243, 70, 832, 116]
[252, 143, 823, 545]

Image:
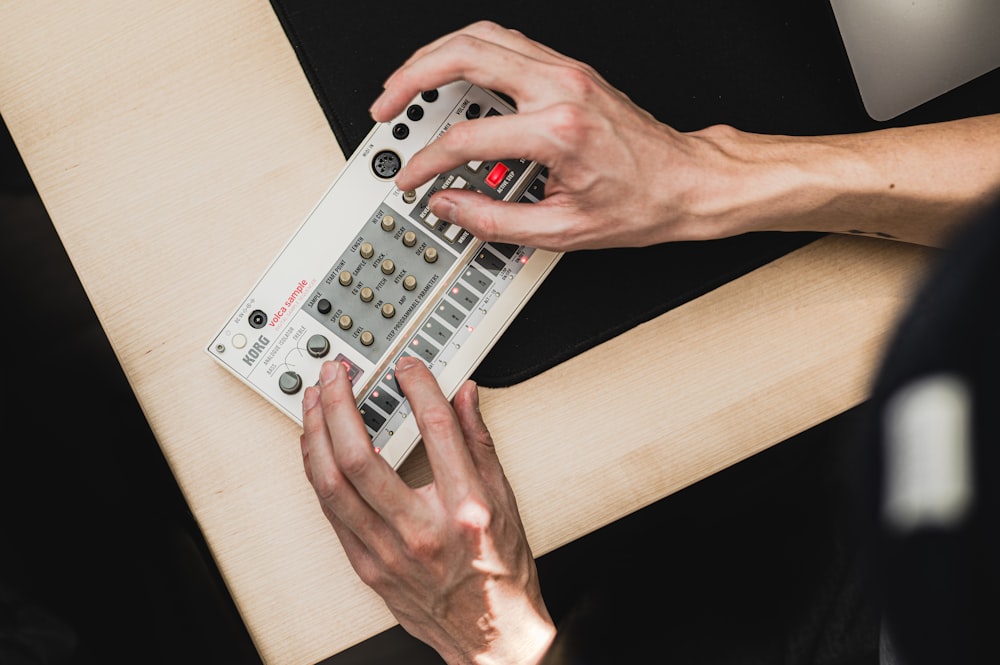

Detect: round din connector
[371, 149, 402, 179]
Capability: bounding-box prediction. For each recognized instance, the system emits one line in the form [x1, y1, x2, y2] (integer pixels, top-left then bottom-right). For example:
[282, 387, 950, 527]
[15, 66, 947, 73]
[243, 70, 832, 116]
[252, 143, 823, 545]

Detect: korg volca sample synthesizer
[207, 81, 561, 469]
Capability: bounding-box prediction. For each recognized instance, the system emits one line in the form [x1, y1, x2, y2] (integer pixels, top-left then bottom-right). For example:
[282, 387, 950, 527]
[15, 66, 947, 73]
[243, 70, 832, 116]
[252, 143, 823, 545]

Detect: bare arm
[372, 22, 1000, 250]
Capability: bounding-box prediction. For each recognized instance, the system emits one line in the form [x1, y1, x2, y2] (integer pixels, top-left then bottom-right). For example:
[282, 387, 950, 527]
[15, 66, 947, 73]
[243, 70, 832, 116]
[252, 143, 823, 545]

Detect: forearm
[687, 113, 1000, 248]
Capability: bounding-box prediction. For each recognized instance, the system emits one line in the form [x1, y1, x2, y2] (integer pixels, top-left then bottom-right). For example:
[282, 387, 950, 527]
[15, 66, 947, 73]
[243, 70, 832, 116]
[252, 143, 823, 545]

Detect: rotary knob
[306, 334, 330, 358]
[278, 371, 303, 395]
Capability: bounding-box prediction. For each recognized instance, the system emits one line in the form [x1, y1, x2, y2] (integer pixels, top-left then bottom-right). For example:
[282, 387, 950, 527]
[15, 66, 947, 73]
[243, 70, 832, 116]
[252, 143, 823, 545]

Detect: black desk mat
[269, 1, 1000, 387]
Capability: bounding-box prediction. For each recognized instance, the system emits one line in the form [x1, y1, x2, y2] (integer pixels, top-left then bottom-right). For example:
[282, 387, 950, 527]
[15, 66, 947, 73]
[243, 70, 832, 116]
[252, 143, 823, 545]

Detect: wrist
[676, 124, 866, 239]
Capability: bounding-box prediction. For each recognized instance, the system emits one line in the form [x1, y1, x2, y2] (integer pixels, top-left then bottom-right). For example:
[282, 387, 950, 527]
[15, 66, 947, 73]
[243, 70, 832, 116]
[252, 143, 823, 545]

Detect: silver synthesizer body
[207, 81, 561, 469]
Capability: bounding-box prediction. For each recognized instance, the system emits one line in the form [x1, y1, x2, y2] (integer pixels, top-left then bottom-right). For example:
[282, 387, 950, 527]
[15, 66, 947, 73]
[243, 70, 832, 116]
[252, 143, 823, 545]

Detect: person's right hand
[370, 21, 751, 252]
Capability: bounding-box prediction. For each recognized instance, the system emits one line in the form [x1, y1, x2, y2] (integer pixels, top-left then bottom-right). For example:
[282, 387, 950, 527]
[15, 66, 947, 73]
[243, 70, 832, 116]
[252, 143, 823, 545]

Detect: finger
[393, 356, 479, 499]
[372, 32, 565, 123]
[393, 109, 566, 192]
[427, 188, 587, 250]
[301, 379, 386, 534]
[451, 380, 506, 488]
[315, 361, 422, 526]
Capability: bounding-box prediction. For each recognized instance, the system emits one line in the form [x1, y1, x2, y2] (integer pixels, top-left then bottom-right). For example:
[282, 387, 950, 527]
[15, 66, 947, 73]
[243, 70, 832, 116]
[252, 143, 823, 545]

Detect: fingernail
[469, 381, 481, 412]
[302, 385, 319, 410]
[320, 360, 344, 385]
[395, 356, 421, 373]
[430, 195, 456, 222]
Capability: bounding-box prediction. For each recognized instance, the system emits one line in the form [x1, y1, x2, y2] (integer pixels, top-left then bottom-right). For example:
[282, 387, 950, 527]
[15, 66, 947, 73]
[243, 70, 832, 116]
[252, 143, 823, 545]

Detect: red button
[485, 162, 509, 188]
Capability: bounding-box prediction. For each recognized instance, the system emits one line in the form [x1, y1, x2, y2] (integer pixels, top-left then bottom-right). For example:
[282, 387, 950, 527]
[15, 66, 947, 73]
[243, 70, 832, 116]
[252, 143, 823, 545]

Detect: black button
[465, 103, 481, 119]
[369, 387, 400, 415]
[474, 248, 507, 274]
[392, 123, 409, 140]
[489, 242, 518, 259]
[406, 104, 424, 121]
[420, 89, 439, 102]
[359, 404, 386, 432]
[317, 298, 332, 314]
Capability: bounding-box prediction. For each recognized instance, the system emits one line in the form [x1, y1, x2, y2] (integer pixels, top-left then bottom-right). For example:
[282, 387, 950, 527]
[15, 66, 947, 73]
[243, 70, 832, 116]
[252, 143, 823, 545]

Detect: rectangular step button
[435, 299, 466, 328]
[422, 316, 454, 346]
[368, 387, 399, 415]
[409, 335, 439, 363]
[489, 242, 518, 259]
[474, 248, 506, 274]
[359, 404, 386, 433]
[448, 281, 480, 311]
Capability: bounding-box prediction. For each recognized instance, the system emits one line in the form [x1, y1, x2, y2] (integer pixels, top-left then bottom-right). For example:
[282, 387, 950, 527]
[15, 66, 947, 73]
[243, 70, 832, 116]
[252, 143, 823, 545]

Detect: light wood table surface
[0, 2, 936, 664]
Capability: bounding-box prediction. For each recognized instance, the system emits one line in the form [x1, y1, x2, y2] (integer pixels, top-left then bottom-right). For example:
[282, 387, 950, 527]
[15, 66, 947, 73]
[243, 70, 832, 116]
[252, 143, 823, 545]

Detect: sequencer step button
[359, 404, 386, 432]
[368, 388, 399, 415]
[278, 371, 303, 395]
[306, 334, 330, 358]
[462, 266, 491, 293]
[409, 335, 439, 363]
[448, 281, 479, 311]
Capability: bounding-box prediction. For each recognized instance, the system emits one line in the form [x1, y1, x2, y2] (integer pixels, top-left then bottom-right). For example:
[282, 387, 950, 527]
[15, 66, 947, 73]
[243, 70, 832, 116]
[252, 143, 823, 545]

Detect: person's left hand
[300, 357, 556, 665]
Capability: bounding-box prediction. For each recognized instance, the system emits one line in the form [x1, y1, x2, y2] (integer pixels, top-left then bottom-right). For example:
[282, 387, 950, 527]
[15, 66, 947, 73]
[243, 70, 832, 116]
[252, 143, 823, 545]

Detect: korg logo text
[242, 335, 271, 367]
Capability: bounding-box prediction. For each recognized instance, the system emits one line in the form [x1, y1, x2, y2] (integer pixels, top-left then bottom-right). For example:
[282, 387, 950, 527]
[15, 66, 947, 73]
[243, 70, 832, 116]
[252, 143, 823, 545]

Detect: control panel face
[207, 82, 561, 469]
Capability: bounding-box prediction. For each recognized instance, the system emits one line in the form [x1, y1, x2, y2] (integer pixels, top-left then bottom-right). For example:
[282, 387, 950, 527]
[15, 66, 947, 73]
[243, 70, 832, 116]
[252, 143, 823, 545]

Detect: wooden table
[0, 2, 934, 664]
